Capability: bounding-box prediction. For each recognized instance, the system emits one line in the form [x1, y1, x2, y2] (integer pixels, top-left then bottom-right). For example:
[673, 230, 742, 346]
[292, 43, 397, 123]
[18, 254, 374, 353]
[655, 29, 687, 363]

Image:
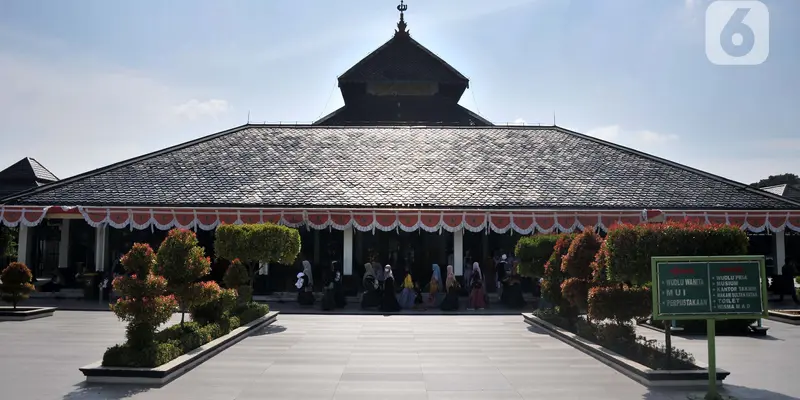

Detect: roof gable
[5, 125, 799, 211]
[338, 34, 469, 85]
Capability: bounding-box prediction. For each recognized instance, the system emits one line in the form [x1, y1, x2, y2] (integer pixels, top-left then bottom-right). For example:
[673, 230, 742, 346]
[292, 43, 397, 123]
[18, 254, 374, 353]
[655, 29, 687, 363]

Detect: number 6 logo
[705, 0, 769, 65]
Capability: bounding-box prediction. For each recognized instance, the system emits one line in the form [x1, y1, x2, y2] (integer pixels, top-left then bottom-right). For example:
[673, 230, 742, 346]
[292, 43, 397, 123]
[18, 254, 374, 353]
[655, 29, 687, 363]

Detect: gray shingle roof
[3, 125, 798, 210]
[0, 157, 58, 200]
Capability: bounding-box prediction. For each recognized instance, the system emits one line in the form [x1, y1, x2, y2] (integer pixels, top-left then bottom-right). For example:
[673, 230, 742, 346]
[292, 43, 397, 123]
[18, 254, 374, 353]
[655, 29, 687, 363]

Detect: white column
[776, 231, 786, 275]
[343, 227, 353, 275]
[58, 219, 70, 269]
[17, 225, 30, 265]
[94, 224, 109, 272]
[454, 229, 464, 276]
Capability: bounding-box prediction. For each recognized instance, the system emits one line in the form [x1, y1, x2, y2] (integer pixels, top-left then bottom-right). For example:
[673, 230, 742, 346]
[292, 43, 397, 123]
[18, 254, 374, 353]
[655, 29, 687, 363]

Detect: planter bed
[0, 306, 56, 321]
[80, 311, 278, 385]
[523, 313, 728, 387]
[767, 310, 800, 325]
[639, 319, 768, 336]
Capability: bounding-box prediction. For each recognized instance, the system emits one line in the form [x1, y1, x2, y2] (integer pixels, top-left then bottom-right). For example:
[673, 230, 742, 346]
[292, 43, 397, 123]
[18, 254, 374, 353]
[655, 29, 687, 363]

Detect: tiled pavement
[0, 311, 798, 400]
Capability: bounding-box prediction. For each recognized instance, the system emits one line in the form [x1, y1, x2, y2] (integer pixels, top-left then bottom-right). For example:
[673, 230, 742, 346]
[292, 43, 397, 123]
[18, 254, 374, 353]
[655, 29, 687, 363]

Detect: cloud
[0, 33, 234, 179]
[512, 118, 526, 125]
[173, 99, 230, 120]
[638, 130, 679, 143]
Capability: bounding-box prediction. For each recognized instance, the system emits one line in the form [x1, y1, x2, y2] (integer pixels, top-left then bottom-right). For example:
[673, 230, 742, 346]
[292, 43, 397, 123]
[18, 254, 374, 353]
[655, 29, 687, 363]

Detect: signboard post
[652, 256, 767, 400]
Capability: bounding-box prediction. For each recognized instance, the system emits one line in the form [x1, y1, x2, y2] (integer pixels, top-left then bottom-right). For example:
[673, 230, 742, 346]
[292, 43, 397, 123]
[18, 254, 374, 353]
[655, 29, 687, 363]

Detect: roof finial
[396, 0, 408, 35]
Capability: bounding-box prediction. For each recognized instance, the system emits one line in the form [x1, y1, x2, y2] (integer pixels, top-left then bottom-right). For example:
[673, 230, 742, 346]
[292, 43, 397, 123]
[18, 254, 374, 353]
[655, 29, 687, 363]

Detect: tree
[751, 173, 799, 188]
[0, 227, 17, 260]
[155, 229, 219, 325]
[111, 243, 177, 348]
[215, 223, 302, 293]
[0, 262, 34, 308]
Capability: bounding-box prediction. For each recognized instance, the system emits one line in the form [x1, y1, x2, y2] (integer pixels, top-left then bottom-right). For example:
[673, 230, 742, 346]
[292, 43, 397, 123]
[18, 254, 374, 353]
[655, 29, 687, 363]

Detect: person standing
[380, 265, 401, 312]
[468, 262, 486, 310]
[440, 265, 460, 311]
[361, 263, 380, 309]
[428, 263, 442, 307]
[297, 260, 315, 306]
[321, 262, 337, 311]
[779, 259, 800, 304]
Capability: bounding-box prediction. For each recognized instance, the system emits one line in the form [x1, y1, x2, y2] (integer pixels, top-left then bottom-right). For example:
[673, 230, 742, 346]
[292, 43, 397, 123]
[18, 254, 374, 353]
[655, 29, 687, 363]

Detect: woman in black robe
[333, 261, 346, 308]
[504, 268, 526, 309]
[380, 265, 401, 312]
[361, 263, 380, 309]
[321, 262, 337, 311]
[440, 265, 460, 311]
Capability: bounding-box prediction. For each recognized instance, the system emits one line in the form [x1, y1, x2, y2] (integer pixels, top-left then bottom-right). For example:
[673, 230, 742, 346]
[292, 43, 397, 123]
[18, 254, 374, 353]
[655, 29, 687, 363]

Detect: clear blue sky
[0, 0, 797, 184]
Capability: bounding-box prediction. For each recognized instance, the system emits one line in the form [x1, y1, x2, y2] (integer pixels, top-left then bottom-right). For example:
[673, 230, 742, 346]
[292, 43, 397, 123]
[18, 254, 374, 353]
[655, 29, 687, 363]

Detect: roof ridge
[554, 126, 800, 208]
[27, 157, 59, 181]
[1, 124, 252, 204]
[337, 34, 468, 83]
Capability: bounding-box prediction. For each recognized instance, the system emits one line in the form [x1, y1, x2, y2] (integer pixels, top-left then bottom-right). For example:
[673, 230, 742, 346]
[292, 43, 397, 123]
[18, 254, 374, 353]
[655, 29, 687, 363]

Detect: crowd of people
[295, 253, 529, 312]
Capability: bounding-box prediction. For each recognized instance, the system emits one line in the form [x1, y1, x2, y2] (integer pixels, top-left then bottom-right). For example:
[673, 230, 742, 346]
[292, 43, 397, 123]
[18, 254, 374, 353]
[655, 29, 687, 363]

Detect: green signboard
[651, 256, 767, 321]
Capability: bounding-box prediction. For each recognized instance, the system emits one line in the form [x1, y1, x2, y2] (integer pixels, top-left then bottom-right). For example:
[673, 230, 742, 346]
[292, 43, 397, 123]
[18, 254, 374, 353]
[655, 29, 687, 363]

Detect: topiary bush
[540, 234, 576, 316]
[604, 223, 749, 286]
[155, 229, 218, 325]
[562, 227, 602, 279]
[215, 223, 302, 292]
[515, 234, 560, 278]
[224, 259, 252, 304]
[190, 288, 238, 325]
[588, 285, 652, 323]
[109, 243, 177, 352]
[560, 277, 590, 312]
[235, 302, 270, 325]
[0, 262, 35, 308]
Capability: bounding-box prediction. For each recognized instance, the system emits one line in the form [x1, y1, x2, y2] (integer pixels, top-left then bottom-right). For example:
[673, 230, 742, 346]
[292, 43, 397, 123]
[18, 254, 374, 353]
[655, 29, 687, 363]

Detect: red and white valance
[1, 206, 799, 233]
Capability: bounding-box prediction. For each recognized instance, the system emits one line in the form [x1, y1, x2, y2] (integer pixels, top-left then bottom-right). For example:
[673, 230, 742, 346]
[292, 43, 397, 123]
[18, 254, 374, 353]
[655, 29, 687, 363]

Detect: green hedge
[215, 223, 301, 266]
[604, 223, 749, 286]
[515, 235, 560, 278]
[588, 285, 652, 323]
[541, 234, 576, 313]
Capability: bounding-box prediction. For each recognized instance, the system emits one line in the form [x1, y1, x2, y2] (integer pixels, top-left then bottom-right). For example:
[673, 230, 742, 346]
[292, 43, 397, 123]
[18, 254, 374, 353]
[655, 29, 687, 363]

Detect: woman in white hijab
[468, 261, 486, 310]
[380, 265, 401, 312]
[297, 260, 315, 306]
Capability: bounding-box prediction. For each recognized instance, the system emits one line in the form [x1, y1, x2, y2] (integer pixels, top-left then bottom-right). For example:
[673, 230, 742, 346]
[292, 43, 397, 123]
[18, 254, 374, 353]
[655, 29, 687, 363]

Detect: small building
[1, 4, 799, 293]
[0, 157, 58, 201]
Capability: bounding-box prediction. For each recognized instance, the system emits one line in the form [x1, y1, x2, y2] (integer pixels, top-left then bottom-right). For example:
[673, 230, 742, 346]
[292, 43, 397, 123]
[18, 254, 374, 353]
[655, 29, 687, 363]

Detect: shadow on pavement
[252, 324, 287, 336]
[61, 383, 151, 400]
[643, 385, 800, 400]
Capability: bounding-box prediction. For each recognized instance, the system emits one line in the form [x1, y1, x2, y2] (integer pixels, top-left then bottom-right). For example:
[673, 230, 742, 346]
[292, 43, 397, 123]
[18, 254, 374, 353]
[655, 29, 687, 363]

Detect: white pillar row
[17, 225, 30, 265]
[58, 219, 71, 270]
[94, 224, 109, 272]
[776, 231, 786, 275]
[454, 229, 464, 276]
[343, 227, 353, 275]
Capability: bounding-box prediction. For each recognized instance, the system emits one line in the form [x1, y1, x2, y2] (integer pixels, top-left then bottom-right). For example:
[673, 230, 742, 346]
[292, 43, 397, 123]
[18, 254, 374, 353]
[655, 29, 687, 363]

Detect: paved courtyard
[0, 311, 797, 399]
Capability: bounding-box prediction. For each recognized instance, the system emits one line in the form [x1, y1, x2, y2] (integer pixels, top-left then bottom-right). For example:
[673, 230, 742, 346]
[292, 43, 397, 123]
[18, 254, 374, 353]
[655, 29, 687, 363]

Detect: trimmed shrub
[604, 223, 749, 286]
[109, 243, 177, 350]
[588, 285, 652, 323]
[224, 259, 252, 303]
[235, 302, 270, 325]
[0, 227, 17, 258]
[215, 223, 302, 291]
[560, 278, 590, 311]
[190, 288, 238, 325]
[541, 234, 576, 315]
[515, 234, 560, 278]
[0, 262, 35, 308]
[102, 342, 182, 368]
[155, 229, 217, 325]
[590, 242, 610, 283]
[562, 227, 602, 279]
